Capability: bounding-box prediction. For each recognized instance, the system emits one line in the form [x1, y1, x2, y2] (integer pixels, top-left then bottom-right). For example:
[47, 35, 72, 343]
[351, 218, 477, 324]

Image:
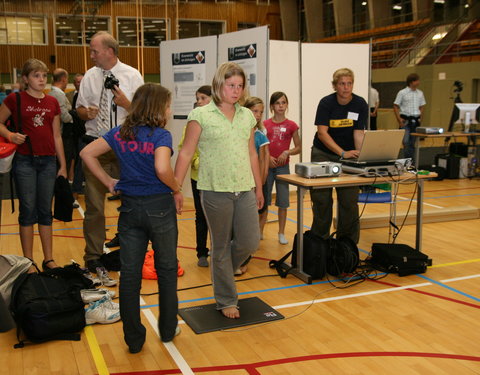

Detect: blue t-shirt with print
[254, 129, 270, 155]
[103, 125, 173, 196]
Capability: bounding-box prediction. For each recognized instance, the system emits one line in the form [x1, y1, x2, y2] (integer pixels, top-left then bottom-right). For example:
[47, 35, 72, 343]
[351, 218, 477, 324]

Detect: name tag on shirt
[280, 127, 286, 132]
[347, 112, 359, 121]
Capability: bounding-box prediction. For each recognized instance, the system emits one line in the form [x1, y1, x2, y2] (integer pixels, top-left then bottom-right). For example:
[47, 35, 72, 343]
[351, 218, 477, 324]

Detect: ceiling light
[393, 5, 402, 10]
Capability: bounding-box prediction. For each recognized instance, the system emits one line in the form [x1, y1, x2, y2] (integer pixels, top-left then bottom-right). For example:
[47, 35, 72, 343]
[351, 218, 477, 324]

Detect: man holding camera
[76, 31, 144, 281]
[393, 73, 426, 161]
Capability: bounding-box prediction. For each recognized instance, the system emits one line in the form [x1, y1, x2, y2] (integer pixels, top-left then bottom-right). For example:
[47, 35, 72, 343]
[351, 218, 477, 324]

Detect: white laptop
[342, 130, 404, 167]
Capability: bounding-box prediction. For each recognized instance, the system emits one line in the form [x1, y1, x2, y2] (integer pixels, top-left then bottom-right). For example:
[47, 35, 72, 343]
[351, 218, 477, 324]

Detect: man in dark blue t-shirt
[310, 68, 368, 244]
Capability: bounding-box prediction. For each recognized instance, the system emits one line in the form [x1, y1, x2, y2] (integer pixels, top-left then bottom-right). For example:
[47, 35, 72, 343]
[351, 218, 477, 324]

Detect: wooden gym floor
[1, 177, 479, 375]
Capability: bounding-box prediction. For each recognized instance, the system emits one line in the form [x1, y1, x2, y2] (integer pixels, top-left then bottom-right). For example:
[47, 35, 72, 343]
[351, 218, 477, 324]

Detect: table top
[411, 131, 480, 138]
[277, 172, 435, 188]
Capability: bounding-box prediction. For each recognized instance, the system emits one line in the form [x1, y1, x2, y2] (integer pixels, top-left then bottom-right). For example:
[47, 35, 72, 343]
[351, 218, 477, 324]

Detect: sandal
[42, 259, 59, 271]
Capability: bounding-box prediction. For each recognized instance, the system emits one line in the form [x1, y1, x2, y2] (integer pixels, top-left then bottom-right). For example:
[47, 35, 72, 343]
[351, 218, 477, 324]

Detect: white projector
[416, 127, 444, 134]
[295, 162, 342, 178]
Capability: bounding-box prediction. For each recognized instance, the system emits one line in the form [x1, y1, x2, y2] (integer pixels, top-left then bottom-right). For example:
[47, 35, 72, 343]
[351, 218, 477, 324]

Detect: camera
[104, 73, 119, 90]
[453, 80, 463, 93]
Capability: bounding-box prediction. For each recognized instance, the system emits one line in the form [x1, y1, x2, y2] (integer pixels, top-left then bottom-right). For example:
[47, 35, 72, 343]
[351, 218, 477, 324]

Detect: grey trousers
[200, 190, 260, 310]
[310, 146, 360, 243]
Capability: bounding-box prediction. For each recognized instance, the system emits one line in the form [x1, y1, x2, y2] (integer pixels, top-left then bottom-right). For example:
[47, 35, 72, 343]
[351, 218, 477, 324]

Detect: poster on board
[227, 43, 258, 96]
[171, 50, 207, 119]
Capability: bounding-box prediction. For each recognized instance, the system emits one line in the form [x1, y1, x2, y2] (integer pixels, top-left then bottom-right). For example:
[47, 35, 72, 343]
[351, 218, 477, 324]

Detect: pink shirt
[263, 118, 299, 163]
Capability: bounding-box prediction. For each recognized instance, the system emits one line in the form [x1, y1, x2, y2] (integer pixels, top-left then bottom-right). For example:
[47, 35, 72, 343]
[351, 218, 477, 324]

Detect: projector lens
[332, 166, 340, 174]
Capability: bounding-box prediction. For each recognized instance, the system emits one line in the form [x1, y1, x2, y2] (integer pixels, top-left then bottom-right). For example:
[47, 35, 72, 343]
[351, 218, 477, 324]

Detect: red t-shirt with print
[4, 91, 60, 156]
[263, 118, 299, 163]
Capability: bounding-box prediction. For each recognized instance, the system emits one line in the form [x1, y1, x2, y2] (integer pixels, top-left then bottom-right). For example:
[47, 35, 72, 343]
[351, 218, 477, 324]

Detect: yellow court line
[84, 325, 110, 375]
[430, 258, 480, 268]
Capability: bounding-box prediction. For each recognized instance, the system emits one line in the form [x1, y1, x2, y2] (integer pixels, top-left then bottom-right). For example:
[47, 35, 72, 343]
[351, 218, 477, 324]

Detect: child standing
[178, 85, 212, 267]
[263, 91, 301, 245]
[175, 62, 263, 319]
[0, 58, 67, 270]
[244, 97, 270, 239]
[80, 83, 181, 353]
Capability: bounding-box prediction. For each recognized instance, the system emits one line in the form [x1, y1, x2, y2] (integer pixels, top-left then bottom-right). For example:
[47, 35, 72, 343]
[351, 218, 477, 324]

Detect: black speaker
[50, 55, 56, 64]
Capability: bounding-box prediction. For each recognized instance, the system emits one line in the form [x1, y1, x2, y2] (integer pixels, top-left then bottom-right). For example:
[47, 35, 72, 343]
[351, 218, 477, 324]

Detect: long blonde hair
[120, 83, 171, 141]
[244, 96, 265, 130]
[211, 62, 247, 105]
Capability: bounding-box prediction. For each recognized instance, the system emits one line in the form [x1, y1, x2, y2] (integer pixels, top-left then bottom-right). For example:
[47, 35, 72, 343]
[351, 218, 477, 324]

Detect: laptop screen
[356, 130, 404, 162]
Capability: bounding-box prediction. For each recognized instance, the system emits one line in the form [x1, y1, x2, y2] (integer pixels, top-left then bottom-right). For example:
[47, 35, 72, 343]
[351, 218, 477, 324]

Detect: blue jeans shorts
[13, 154, 57, 226]
[265, 164, 290, 209]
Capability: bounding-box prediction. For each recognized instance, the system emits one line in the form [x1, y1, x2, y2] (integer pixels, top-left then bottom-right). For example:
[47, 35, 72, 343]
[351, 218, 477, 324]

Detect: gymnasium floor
[1, 177, 479, 375]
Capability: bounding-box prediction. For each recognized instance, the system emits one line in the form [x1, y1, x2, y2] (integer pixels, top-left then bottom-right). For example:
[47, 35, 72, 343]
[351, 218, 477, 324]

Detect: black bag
[326, 235, 360, 277]
[10, 272, 86, 348]
[53, 176, 75, 222]
[269, 230, 328, 280]
[369, 243, 432, 277]
[100, 250, 121, 271]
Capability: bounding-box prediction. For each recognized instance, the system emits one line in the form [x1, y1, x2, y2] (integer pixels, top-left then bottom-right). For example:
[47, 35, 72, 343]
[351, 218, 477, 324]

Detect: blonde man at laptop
[310, 68, 368, 244]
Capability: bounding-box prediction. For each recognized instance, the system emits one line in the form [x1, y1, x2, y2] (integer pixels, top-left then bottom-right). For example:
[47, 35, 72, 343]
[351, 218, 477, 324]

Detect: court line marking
[140, 297, 194, 375]
[416, 274, 480, 302]
[84, 325, 110, 375]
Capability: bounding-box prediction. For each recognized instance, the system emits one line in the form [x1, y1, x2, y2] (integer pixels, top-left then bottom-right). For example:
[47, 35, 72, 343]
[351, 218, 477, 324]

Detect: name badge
[280, 127, 286, 132]
[347, 112, 359, 121]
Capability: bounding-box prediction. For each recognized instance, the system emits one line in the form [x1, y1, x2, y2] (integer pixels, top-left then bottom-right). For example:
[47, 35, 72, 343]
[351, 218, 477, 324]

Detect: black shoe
[86, 259, 104, 273]
[107, 194, 121, 201]
[105, 233, 120, 248]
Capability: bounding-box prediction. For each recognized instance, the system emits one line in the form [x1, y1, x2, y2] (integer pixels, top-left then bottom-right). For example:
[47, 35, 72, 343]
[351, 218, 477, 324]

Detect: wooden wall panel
[1, 1, 280, 80]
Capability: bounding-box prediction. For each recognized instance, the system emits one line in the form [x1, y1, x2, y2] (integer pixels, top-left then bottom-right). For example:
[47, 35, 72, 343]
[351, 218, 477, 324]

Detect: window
[391, 0, 413, 24]
[118, 18, 169, 47]
[178, 20, 225, 39]
[0, 15, 47, 45]
[55, 16, 109, 45]
[352, 0, 369, 32]
[322, 0, 335, 37]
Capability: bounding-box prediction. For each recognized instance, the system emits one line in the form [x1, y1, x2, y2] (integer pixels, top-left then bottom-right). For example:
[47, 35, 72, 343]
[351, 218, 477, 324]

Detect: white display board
[301, 43, 370, 162]
[268, 40, 302, 180]
[218, 26, 269, 105]
[160, 36, 217, 197]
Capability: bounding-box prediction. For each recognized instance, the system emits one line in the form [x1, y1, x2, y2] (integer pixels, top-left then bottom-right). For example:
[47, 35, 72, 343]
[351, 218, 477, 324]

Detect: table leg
[289, 186, 312, 284]
[415, 136, 420, 169]
[415, 178, 424, 252]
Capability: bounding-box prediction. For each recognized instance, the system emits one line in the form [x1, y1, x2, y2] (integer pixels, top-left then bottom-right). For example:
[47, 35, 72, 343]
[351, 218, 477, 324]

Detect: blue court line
[140, 272, 384, 309]
[416, 274, 480, 303]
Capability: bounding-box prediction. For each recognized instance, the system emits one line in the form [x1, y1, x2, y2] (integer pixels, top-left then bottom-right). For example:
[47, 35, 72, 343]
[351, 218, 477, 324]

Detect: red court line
[370, 279, 480, 309]
[110, 351, 480, 375]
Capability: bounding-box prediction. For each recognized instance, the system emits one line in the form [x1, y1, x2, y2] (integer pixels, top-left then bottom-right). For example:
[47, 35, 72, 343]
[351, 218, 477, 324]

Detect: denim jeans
[402, 123, 418, 160]
[12, 154, 57, 226]
[117, 193, 178, 348]
[191, 179, 209, 258]
[265, 164, 290, 208]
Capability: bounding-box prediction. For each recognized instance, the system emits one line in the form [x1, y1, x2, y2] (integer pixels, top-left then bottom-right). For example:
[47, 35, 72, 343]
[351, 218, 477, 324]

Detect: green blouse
[187, 101, 256, 192]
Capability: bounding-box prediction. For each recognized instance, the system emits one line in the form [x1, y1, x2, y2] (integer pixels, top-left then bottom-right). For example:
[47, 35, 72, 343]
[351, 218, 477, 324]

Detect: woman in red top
[0, 58, 67, 270]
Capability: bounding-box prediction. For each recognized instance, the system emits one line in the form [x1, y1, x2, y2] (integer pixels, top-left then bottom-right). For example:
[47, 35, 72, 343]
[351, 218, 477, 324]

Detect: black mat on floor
[179, 297, 284, 334]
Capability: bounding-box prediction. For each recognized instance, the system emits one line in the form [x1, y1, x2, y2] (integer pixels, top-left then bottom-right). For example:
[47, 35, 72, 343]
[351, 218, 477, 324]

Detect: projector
[416, 127, 444, 134]
[295, 162, 342, 178]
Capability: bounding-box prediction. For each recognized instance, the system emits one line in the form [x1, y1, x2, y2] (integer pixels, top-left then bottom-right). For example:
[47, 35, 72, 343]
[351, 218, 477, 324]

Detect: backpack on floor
[269, 230, 328, 280]
[10, 272, 86, 348]
[326, 234, 360, 277]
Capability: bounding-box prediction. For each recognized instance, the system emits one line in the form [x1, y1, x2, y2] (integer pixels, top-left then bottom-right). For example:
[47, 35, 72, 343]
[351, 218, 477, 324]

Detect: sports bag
[369, 243, 432, 276]
[10, 272, 86, 348]
[269, 230, 328, 280]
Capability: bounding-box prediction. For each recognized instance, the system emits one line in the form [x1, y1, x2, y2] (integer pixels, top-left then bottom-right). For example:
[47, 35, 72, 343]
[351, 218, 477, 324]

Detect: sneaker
[96, 266, 117, 287]
[177, 262, 184, 277]
[197, 256, 209, 267]
[97, 295, 119, 310]
[86, 259, 104, 273]
[85, 299, 120, 325]
[80, 288, 116, 303]
[278, 233, 288, 245]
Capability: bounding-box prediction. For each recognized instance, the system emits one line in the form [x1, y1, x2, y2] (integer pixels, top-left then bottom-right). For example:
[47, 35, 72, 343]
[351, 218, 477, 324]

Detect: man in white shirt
[49, 68, 74, 177]
[393, 73, 426, 160]
[76, 31, 144, 279]
[369, 86, 379, 130]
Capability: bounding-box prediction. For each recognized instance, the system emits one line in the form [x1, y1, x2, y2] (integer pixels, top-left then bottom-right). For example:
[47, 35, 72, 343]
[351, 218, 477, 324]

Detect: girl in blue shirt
[81, 83, 182, 353]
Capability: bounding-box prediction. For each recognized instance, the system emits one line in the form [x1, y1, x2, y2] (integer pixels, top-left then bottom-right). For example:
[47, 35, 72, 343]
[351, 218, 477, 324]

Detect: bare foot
[221, 307, 240, 319]
[27, 265, 37, 274]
